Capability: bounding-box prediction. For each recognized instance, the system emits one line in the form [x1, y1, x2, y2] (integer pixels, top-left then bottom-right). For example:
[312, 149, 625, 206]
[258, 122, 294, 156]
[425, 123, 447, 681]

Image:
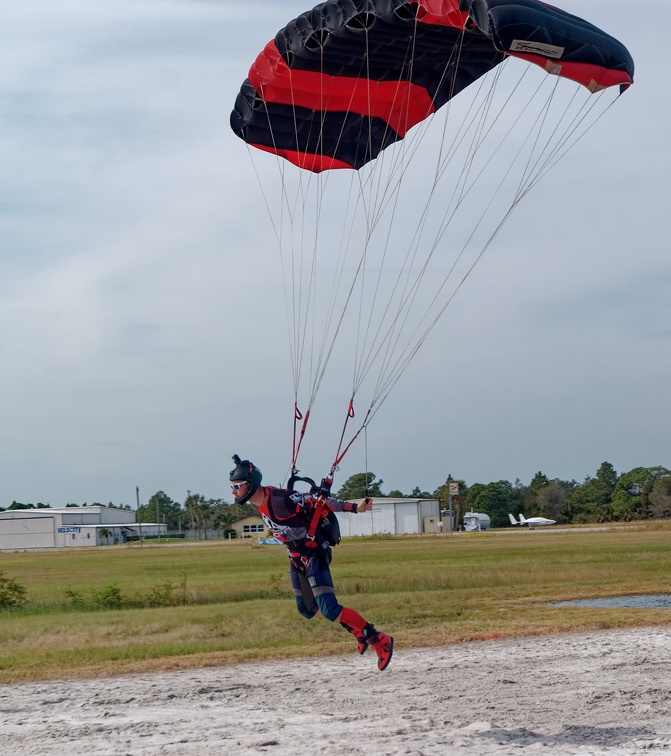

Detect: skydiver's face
[231, 481, 248, 497]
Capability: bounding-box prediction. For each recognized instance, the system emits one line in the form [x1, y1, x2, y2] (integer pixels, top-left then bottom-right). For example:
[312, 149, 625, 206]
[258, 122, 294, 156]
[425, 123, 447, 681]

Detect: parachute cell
[231, 0, 634, 172]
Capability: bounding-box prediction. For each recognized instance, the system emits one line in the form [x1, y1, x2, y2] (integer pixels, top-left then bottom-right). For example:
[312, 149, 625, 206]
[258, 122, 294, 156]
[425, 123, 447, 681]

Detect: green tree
[464, 483, 486, 510]
[520, 471, 550, 516]
[568, 462, 618, 522]
[535, 479, 574, 523]
[649, 477, 671, 519]
[184, 493, 216, 539]
[336, 472, 384, 500]
[474, 480, 521, 528]
[611, 466, 671, 521]
[213, 500, 255, 529]
[107, 502, 132, 511]
[98, 527, 114, 545]
[144, 491, 183, 531]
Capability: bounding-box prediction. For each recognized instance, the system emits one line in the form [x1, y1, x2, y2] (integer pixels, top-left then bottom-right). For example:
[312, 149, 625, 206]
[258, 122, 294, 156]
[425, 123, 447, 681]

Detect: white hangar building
[335, 498, 442, 536]
[0, 507, 164, 550]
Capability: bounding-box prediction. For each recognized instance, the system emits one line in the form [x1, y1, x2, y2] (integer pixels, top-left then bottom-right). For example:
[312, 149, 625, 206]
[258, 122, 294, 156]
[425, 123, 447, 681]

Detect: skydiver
[229, 455, 394, 671]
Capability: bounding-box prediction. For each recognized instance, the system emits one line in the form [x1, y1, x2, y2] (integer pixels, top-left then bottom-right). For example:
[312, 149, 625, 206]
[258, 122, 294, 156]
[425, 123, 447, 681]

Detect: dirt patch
[2, 626, 671, 754]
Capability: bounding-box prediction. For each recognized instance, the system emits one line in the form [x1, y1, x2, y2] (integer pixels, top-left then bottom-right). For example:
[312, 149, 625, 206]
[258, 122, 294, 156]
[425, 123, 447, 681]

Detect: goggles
[230, 482, 247, 491]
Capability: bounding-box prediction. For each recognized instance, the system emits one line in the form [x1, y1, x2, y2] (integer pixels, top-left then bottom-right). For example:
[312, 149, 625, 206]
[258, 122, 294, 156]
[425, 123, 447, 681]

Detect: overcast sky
[1, 0, 669, 508]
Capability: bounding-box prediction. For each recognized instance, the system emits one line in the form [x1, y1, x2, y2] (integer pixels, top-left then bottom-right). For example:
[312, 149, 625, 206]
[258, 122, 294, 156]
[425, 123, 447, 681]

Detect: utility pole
[187, 490, 194, 540]
[448, 482, 459, 532]
[136, 486, 143, 547]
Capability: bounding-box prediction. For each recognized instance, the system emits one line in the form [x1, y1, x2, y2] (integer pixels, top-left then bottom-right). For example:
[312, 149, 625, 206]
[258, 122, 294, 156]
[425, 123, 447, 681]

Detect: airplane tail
[508, 513, 520, 525]
[518, 513, 527, 524]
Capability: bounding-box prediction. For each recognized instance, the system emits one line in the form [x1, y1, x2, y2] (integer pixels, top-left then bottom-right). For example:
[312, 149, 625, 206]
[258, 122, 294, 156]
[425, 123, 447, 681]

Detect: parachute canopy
[229, 0, 634, 479]
[231, 0, 634, 172]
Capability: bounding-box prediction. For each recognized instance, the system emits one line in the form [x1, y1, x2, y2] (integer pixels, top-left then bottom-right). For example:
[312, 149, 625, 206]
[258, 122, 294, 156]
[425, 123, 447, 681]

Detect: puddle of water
[549, 595, 671, 609]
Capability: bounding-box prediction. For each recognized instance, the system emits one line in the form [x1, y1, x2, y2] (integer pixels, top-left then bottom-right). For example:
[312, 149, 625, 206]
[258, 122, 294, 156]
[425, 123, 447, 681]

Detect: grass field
[2, 523, 671, 683]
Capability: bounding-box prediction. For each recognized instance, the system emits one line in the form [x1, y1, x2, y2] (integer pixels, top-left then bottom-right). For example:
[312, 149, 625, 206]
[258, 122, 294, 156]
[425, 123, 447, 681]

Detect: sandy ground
[2, 626, 671, 755]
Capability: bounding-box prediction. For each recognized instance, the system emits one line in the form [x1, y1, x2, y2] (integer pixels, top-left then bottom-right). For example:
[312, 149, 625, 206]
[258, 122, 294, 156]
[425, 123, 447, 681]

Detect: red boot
[371, 632, 394, 671]
[340, 622, 368, 655]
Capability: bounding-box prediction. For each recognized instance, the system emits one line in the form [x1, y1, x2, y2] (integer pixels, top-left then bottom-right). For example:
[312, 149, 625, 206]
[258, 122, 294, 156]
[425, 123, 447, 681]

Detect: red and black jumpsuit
[255, 486, 394, 669]
[257, 486, 358, 622]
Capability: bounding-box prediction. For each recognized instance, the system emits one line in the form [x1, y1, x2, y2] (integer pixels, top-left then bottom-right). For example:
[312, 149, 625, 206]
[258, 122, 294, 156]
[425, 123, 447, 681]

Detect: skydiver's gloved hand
[357, 497, 373, 513]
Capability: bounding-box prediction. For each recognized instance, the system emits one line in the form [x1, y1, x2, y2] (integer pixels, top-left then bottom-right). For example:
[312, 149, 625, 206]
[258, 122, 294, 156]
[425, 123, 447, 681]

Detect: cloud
[0, 0, 669, 505]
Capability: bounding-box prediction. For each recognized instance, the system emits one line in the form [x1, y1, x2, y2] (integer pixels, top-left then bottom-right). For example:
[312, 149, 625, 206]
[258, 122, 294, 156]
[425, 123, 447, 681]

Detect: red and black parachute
[231, 0, 634, 172]
[230, 0, 634, 481]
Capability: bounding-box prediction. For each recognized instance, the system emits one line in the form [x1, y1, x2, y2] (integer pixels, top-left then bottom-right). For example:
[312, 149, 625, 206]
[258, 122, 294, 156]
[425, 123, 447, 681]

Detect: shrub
[64, 577, 190, 611]
[0, 571, 28, 608]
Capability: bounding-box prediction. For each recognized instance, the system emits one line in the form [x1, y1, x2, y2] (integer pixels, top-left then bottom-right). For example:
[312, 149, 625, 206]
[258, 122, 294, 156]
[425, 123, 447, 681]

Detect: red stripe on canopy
[249, 42, 437, 138]
[414, 0, 468, 27]
[248, 142, 354, 172]
[508, 52, 634, 91]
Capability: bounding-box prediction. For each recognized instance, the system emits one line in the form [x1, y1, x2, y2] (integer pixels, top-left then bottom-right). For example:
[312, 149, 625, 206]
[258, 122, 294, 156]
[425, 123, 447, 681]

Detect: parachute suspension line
[248, 107, 304, 401]
[344, 83, 469, 399]
[351, 27, 466, 395]
[348, 29, 468, 380]
[303, 37, 359, 410]
[254, 63, 328, 466]
[281, 32, 369, 442]
[365, 82, 623, 415]
[352, 25, 464, 246]
[364, 74, 620, 419]
[346, 20, 437, 400]
[364, 423, 370, 498]
[291, 403, 311, 475]
[291, 22, 413, 418]
[421, 67, 548, 279]
[367, 74, 564, 405]
[285, 33, 405, 471]
[363, 32, 485, 398]
[328, 399, 373, 479]
[358, 38, 511, 398]
[286, 22, 399, 452]
[343, 73, 566, 414]
[514, 87, 615, 202]
[342, 25, 449, 398]
[245, 63, 332, 472]
[350, 22, 376, 397]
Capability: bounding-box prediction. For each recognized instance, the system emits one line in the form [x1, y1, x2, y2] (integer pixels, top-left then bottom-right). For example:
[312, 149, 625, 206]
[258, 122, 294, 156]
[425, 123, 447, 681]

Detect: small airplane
[508, 513, 557, 528]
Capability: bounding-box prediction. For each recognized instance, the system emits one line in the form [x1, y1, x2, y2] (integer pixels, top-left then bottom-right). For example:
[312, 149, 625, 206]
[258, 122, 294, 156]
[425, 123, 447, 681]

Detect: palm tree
[98, 527, 113, 545]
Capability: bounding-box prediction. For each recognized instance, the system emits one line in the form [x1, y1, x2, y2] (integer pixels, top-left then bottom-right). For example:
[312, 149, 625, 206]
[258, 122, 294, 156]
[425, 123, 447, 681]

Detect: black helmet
[229, 454, 262, 504]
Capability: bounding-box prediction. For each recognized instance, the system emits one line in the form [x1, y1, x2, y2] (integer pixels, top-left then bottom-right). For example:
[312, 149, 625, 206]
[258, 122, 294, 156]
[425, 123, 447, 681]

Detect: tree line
[334, 463, 671, 529]
[3, 461, 670, 531]
[0, 493, 258, 535]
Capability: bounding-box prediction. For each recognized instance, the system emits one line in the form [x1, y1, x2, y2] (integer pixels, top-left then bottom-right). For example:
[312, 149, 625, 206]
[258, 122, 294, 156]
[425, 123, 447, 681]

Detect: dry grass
[2, 523, 671, 682]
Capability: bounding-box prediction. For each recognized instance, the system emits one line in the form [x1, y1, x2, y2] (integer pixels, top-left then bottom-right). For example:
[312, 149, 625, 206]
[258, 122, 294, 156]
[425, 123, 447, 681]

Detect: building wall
[232, 516, 267, 539]
[55, 526, 98, 547]
[0, 507, 144, 550]
[0, 516, 56, 550]
[1, 507, 134, 523]
[335, 498, 440, 537]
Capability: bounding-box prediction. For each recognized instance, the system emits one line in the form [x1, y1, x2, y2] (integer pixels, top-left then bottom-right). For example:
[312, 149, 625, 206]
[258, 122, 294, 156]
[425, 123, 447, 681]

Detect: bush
[64, 577, 190, 611]
[0, 571, 28, 608]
